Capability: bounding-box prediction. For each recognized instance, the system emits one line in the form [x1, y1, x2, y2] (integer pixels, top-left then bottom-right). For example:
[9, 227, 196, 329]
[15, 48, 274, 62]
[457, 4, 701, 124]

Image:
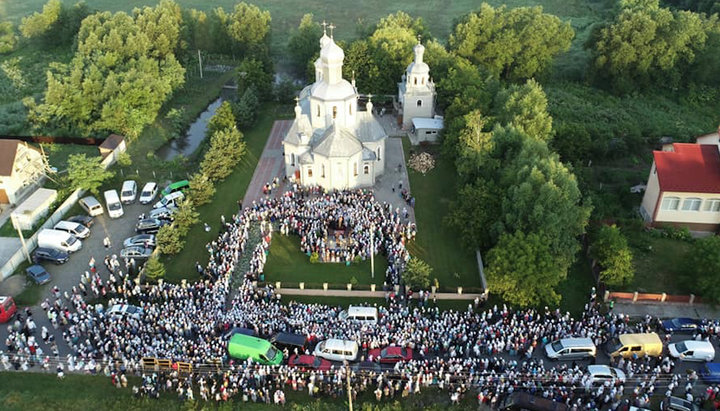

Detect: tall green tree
[143, 256, 166, 281]
[684, 235, 720, 303]
[589, 224, 634, 286]
[486, 231, 564, 307]
[200, 127, 246, 181]
[287, 14, 322, 77]
[66, 153, 115, 196]
[225, 2, 271, 57]
[171, 199, 199, 236]
[0, 22, 16, 54]
[403, 257, 432, 290]
[19, 0, 90, 47]
[157, 225, 184, 255]
[494, 79, 553, 142]
[207, 101, 236, 137]
[449, 3, 573, 80]
[187, 172, 215, 206]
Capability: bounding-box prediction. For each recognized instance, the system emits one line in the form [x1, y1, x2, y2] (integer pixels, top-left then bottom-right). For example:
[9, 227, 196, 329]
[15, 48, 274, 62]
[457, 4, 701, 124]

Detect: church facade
[397, 41, 436, 129]
[282, 28, 387, 190]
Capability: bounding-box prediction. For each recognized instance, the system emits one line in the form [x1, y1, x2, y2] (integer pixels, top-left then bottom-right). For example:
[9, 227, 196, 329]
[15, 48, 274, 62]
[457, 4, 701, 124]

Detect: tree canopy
[66, 153, 115, 196]
[19, 0, 91, 47]
[684, 235, 720, 304]
[589, 224, 634, 286]
[449, 3, 573, 80]
[494, 79, 553, 142]
[287, 14, 322, 77]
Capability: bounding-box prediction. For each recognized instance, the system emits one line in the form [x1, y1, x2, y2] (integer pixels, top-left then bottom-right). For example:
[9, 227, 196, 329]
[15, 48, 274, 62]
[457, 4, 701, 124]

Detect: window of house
[682, 198, 702, 211]
[321, 164, 325, 178]
[307, 167, 313, 178]
[353, 163, 358, 176]
[363, 165, 369, 175]
[349, 104, 352, 115]
[704, 199, 720, 212]
[317, 105, 320, 117]
[417, 99, 422, 107]
[414, 77, 417, 85]
[290, 153, 295, 166]
[661, 197, 680, 210]
[333, 106, 337, 119]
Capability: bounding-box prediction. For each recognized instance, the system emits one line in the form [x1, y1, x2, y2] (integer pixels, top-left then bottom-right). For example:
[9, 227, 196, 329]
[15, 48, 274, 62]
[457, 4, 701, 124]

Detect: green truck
[227, 333, 283, 365]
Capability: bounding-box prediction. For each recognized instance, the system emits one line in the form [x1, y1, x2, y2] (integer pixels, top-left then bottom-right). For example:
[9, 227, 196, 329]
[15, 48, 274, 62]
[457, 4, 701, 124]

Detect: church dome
[321, 39, 344, 63]
[406, 42, 429, 75]
[319, 33, 331, 48]
[311, 78, 356, 100]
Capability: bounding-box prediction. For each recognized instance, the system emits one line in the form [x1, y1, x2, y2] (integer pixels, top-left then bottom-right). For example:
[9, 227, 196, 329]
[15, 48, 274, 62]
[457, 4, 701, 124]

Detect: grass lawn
[0, 372, 475, 410]
[264, 235, 389, 286]
[624, 232, 693, 294]
[162, 104, 284, 283]
[557, 255, 595, 317]
[39, 143, 99, 172]
[402, 140, 481, 291]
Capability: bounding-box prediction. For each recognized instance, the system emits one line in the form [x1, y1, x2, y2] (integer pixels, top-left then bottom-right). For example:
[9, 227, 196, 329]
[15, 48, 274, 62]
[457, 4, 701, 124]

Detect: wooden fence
[605, 291, 700, 304]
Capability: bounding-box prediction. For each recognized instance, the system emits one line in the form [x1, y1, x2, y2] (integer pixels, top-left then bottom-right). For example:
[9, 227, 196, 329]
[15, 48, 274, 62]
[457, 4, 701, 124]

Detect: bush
[309, 252, 319, 264]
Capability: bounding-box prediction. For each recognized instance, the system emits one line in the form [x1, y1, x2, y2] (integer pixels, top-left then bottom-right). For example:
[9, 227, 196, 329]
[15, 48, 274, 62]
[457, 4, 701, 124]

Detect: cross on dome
[328, 23, 336, 38]
[417, 34, 422, 44]
[321, 20, 327, 35]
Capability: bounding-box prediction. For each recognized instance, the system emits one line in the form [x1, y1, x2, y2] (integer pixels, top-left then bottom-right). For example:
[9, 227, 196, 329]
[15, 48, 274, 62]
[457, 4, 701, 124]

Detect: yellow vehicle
[606, 333, 663, 358]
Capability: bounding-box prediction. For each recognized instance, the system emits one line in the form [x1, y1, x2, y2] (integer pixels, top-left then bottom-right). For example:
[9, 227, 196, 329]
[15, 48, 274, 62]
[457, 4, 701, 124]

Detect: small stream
[156, 97, 224, 161]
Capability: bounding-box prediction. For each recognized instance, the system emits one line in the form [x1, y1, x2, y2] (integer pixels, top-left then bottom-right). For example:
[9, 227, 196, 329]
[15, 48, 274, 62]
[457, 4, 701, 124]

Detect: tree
[19, 0, 90, 47]
[19, 0, 63, 40]
[200, 127, 246, 181]
[187, 172, 215, 205]
[684, 235, 720, 303]
[234, 86, 260, 128]
[66, 153, 115, 196]
[0, 22, 17, 54]
[225, 2, 271, 57]
[237, 58, 272, 99]
[449, 4, 574, 80]
[207, 101, 236, 137]
[403, 257, 432, 290]
[494, 79, 553, 142]
[486, 231, 564, 307]
[143, 256, 166, 282]
[157, 225, 184, 255]
[589, 225, 634, 286]
[287, 14, 322, 77]
[172, 199, 200, 235]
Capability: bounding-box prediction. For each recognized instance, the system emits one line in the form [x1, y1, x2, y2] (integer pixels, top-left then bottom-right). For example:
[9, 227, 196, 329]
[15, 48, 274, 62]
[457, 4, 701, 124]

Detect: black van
[501, 392, 569, 411]
[270, 332, 308, 352]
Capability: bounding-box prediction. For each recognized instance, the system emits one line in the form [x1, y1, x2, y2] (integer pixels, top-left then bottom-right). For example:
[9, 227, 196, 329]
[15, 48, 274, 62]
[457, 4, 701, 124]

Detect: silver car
[119, 246, 153, 260]
[123, 234, 156, 248]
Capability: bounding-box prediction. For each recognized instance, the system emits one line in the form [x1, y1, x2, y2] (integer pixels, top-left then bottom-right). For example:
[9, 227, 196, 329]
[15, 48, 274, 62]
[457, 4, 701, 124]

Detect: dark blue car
[32, 247, 69, 265]
[661, 317, 702, 333]
[25, 265, 51, 285]
[700, 363, 720, 384]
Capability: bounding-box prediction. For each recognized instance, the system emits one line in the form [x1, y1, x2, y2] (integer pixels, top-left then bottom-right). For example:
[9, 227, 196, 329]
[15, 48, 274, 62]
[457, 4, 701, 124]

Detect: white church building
[282, 28, 387, 190]
[397, 40, 442, 143]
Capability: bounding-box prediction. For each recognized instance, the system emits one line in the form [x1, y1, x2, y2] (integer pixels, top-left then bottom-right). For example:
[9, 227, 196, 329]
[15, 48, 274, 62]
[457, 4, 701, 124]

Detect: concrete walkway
[372, 137, 415, 223]
[276, 287, 484, 300]
[614, 301, 720, 319]
[242, 120, 292, 209]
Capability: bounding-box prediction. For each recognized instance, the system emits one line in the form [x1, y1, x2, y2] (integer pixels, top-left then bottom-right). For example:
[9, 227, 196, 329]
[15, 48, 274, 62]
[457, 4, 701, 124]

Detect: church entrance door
[294, 170, 300, 180]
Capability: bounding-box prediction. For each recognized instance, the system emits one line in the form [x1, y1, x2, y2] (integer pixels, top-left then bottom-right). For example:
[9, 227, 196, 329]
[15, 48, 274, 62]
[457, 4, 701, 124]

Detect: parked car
[120, 246, 154, 260]
[123, 234, 156, 248]
[139, 182, 158, 204]
[668, 340, 716, 362]
[120, 180, 137, 204]
[78, 196, 104, 217]
[107, 304, 144, 320]
[37, 229, 81, 253]
[368, 346, 413, 364]
[700, 363, 720, 384]
[161, 180, 189, 197]
[32, 247, 69, 265]
[222, 327, 258, 340]
[25, 265, 51, 285]
[135, 218, 167, 234]
[661, 318, 703, 333]
[66, 215, 94, 228]
[287, 355, 332, 371]
[149, 206, 176, 221]
[53, 220, 90, 239]
[351, 361, 382, 373]
[660, 396, 700, 411]
[153, 191, 184, 209]
[0, 297, 17, 324]
[586, 365, 626, 385]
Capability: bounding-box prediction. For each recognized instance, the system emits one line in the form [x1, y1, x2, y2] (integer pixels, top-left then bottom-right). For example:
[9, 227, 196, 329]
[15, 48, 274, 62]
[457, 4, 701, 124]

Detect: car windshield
[266, 347, 278, 361]
[313, 358, 322, 367]
[401, 348, 407, 357]
[122, 191, 133, 196]
[607, 338, 622, 353]
[109, 203, 121, 211]
[551, 341, 564, 352]
[66, 236, 77, 245]
[142, 191, 152, 196]
[675, 342, 687, 353]
[380, 348, 387, 357]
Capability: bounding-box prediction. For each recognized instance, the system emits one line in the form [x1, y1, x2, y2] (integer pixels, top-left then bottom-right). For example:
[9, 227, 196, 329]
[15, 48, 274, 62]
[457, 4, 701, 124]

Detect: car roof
[678, 340, 714, 349]
[587, 365, 610, 374]
[80, 196, 101, 206]
[121, 180, 136, 188]
[347, 306, 378, 316]
[27, 265, 45, 273]
[706, 363, 720, 372]
[323, 339, 357, 351]
[555, 337, 594, 347]
[142, 182, 157, 190]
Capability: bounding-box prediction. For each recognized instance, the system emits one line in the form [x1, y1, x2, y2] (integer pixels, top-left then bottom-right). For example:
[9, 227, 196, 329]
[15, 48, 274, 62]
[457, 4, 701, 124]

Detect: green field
[264, 234, 389, 286]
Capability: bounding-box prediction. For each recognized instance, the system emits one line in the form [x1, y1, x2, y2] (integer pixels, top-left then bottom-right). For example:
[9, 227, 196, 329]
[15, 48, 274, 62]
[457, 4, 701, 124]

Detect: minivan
[53, 220, 90, 239]
[104, 190, 124, 218]
[153, 191, 184, 209]
[339, 306, 378, 324]
[545, 337, 596, 361]
[120, 180, 137, 204]
[270, 332, 308, 353]
[139, 182, 158, 204]
[606, 333, 663, 359]
[161, 180, 189, 197]
[37, 229, 82, 253]
[700, 362, 720, 384]
[314, 338, 359, 362]
[79, 196, 104, 217]
[668, 340, 716, 362]
[227, 333, 283, 365]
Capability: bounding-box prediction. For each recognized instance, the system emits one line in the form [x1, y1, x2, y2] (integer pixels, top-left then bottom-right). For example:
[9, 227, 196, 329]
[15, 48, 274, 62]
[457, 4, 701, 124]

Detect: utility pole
[345, 362, 353, 411]
[11, 214, 31, 264]
[198, 49, 203, 79]
[370, 222, 374, 279]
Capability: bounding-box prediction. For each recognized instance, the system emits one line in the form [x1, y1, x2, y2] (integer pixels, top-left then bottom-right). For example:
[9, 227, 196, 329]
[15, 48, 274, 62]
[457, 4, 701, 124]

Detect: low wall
[605, 291, 701, 305]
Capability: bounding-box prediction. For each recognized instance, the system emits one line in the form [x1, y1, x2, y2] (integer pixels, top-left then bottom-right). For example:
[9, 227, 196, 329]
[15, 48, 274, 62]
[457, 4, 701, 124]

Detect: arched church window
[307, 167, 313, 178]
[291, 153, 295, 166]
[349, 104, 352, 115]
[414, 77, 417, 85]
[363, 164, 369, 175]
[353, 163, 358, 176]
[321, 164, 325, 178]
[417, 99, 422, 107]
[333, 106, 337, 119]
[376, 147, 381, 161]
[316, 105, 320, 117]
[422, 77, 425, 85]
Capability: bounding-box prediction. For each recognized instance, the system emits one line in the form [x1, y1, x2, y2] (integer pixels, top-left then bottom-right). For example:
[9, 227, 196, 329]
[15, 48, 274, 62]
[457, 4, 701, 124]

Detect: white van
[153, 191, 184, 209]
[104, 190, 124, 218]
[138, 182, 158, 204]
[313, 338, 359, 362]
[37, 229, 82, 253]
[339, 306, 378, 324]
[79, 196, 104, 217]
[120, 180, 137, 204]
[545, 338, 596, 361]
[669, 340, 716, 362]
[53, 220, 90, 239]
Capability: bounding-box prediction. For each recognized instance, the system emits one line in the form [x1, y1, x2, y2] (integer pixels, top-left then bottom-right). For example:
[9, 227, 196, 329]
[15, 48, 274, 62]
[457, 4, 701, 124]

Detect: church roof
[298, 151, 314, 165]
[313, 124, 363, 158]
[320, 38, 344, 62]
[354, 112, 387, 143]
[362, 147, 377, 161]
[311, 79, 356, 101]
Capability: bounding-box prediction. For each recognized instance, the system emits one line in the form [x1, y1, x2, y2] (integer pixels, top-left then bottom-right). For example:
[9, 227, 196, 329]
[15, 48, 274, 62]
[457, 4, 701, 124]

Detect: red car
[0, 296, 17, 323]
[288, 355, 332, 371]
[368, 346, 413, 364]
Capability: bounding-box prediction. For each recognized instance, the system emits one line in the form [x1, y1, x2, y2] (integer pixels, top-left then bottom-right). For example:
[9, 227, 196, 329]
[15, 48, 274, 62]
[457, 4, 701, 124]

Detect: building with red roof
[640, 140, 720, 232]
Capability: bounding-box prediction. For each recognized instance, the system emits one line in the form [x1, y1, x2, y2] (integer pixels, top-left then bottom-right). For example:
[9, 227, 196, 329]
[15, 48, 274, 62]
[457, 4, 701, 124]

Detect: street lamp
[10, 213, 32, 264]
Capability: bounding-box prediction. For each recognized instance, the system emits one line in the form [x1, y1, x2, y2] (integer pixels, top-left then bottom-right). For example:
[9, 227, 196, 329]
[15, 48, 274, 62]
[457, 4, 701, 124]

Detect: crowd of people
[2, 185, 720, 409]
